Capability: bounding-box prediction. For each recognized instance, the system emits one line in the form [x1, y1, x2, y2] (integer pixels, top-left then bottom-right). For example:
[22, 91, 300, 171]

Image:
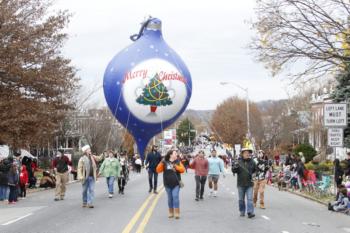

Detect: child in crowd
[19, 165, 29, 199]
[328, 188, 349, 212]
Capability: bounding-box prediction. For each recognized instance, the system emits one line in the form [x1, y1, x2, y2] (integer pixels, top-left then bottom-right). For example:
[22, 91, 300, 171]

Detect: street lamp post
[220, 82, 251, 138]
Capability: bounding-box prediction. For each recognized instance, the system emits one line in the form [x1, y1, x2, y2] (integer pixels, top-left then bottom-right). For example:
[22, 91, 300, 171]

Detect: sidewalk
[27, 179, 79, 195]
[270, 183, 331, 206]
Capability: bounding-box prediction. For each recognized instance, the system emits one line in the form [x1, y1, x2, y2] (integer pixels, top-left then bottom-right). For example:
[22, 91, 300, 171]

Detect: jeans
[195, 175, 207, 198]
[0, 185, 8, 200]
[82, 176, 95, 205]
[148, 170, 158, 191]
[118, 177, 126, 192]
[106, 176, 115, 194]
[238, 186, 254, 214]
[165, 186, 180, 209]
[8, 185, 18, 202]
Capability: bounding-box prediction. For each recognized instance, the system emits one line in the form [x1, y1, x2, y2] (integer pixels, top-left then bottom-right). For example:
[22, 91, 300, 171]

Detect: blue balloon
[103, 18, 192, 159]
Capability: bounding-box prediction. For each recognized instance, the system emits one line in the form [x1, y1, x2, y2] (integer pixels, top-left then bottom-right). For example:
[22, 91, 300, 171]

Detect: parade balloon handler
[252, 150, 271, 209]
[156, 149, 185, 219]
[98, 150, 121, 198]
[145, 145, 162, 194]
[190, 150, 209, 201]
[52, 149, 72, 201]
[103, 16, 192, 166]
[232, 148, 257, 218]
[118, 151, 129, 195]
[207, 149, 225, 197]
[78, 145, 104, 208]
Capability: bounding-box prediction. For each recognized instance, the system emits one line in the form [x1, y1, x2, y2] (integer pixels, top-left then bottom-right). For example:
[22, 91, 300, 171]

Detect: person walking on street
[99, 151, 121, 198]
[78, 145, 104, 208]
[135, 156, 142, 174]
[8, 163, 19, 204]
[52, 150, 71, 201]
[232, 148, 256, 218]
[253, 150, 270, 209]
[145, 145, 162, 194]
[207, 149, 225, 197]
[156, 149, 185, 219]
[190, 150, 209, 201]
[19, 165, 28, 199]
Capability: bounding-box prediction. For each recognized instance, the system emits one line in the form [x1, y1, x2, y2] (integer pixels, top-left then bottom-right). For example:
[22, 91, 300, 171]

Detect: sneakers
[54, 198, 60, 201]
[208, 189, 213, 197]
[199, 196, 204, 200]
[82, 203, 87, 208]
[213, 191, 217, 197]
[88, 205, 94, 208]
[195, 197, 199, 201]
[148, 188, 153, 193]
[240, 213, 245, 217]
[108, 194, 113, 198]
[247, 213, 255, 219]
[153, 190, 158, 194]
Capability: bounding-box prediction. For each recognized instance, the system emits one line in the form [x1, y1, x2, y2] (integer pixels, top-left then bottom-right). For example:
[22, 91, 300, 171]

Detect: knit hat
[82, 145, 91, 153]
[56, 151, 62, 157]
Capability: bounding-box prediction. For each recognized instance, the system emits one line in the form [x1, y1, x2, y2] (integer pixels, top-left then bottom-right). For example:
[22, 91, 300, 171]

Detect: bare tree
[250, 0, 350, 82]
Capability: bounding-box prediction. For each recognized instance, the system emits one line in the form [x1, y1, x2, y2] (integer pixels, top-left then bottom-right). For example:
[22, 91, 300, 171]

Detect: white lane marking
[2, 213, 33, 226]
[261, 215, 271, 221]
[231, 192, 235, 195]
[343, 228, 350, 232]
[282, 231, 290, 233]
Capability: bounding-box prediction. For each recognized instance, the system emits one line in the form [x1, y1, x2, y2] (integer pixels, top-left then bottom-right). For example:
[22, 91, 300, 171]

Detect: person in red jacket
[19, 165, 29, 199]
[190, 150, 209, 201]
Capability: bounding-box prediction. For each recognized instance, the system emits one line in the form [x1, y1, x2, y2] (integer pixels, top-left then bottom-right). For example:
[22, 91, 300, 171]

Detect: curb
[27, 180, 79, 195]
[270, 184, 328, 206]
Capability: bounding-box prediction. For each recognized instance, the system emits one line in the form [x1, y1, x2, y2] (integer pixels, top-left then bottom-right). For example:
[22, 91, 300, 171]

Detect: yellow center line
[135, 188, 165, 233]
[121, 185, 164, 233]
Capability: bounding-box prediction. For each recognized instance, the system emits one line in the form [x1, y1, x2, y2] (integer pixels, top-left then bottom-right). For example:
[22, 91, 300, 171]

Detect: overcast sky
[55, 0, 290, 110]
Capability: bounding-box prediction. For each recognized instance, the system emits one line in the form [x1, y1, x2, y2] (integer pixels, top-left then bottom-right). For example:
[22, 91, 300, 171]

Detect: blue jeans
[165, 186, 180, 209]
[0, 185, 8, 200]
[106, 176, 115, 194]
[82, 176, 95, 205]
[238, 186, 254, 214]
[148, 170, 158, 191]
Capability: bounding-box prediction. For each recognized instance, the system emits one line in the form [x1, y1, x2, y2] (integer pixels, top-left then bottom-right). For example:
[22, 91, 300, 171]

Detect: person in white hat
[77, 145, 104, 208]
[232, 147, 256, 218]
[52, 149, 71, 201]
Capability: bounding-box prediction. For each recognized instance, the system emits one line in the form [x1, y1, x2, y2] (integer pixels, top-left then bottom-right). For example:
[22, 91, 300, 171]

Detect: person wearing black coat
[0, 158, 11, 201]
[334, 159, 344, 187]
[232, 148, 257, 219]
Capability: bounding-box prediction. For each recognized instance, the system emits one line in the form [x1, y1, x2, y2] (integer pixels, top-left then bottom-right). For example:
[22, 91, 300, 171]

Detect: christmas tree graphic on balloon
[136, 73, 173, 114]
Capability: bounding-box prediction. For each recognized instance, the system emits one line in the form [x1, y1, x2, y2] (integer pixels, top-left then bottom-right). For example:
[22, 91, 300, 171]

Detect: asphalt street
[0, 169, 349, 233]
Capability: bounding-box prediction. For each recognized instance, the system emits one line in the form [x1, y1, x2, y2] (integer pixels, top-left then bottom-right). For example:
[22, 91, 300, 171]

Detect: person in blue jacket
[145, 145, 162, 194]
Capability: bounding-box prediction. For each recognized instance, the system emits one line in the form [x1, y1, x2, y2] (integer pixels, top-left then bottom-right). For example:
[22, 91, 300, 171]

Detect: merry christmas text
[123, 69, 187, 84]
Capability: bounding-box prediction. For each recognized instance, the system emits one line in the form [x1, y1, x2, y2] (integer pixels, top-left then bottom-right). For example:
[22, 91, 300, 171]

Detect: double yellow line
[122, 186, 165, 233]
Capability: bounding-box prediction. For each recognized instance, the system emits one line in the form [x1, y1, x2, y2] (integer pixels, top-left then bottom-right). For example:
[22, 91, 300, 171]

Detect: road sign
[234, 144, 241, 155]
[324, 103, 347, 127]
[327, 128, 344, 147]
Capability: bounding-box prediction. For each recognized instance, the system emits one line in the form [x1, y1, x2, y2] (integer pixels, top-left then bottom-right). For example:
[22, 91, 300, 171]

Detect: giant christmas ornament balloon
[103, 17, 192, 159]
